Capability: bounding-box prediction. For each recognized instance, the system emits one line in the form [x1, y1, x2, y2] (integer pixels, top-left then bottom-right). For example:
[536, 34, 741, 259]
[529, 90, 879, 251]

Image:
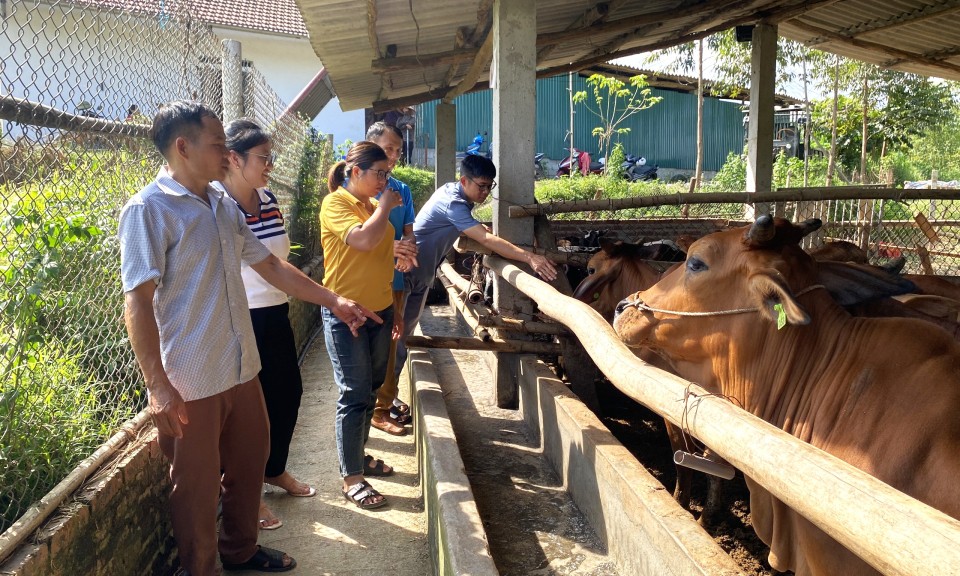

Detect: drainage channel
[417, 304, 619, 576]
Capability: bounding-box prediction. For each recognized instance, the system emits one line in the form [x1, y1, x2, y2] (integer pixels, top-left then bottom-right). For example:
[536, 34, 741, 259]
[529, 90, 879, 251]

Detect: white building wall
[211, 27, 365, 147]
[0, 3, 363, 147]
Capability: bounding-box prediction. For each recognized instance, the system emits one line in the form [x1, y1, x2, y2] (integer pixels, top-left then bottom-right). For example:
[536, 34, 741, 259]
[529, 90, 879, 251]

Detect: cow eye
[587, 267, 596, 275]
[686, 257, 708, 273]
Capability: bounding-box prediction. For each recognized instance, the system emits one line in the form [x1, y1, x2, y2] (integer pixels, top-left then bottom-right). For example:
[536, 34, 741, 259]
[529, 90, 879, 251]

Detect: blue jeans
[322, 304, 394, 478]
[394, 277, 431, 382]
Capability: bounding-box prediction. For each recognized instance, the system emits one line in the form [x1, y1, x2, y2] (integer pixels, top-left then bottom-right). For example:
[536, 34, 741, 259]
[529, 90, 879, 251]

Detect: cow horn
[746, 215, 776, 245]
[797, 218, 822, 238]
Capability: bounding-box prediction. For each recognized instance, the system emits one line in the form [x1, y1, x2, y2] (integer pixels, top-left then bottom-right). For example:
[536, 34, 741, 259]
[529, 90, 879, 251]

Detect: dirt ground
[240, 334, 429, 576]
[593, 379, 785, 576]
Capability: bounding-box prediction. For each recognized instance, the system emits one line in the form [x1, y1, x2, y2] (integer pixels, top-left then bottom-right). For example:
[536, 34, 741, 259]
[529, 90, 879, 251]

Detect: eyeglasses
[368, 169, 391, 181]
[246, 151, 276, 166]
[467, 176, 497, 192]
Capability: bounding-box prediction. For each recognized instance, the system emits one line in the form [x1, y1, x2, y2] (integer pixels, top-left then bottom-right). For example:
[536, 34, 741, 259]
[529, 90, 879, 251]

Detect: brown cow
[573, 241, 720, 520]
[613, 216, 960, 576]
[572, 239, 680, 320]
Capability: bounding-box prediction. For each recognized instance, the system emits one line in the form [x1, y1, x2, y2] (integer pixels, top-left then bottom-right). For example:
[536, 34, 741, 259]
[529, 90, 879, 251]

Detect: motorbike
[465, 131, 491, 158]
[534, 152, 547, 180]
[556, 148, 604, 177]
[621, 154, 658, 181]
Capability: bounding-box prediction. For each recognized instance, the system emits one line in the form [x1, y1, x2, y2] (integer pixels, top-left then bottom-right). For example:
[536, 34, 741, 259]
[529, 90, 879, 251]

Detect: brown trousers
[157, 378, 269, 576]
[374, 290, 408, 419]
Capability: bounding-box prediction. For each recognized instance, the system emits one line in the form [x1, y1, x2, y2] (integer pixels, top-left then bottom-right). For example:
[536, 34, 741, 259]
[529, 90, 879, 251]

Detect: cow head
[612, 216, 822, 364]
[573, 239, 680, 321]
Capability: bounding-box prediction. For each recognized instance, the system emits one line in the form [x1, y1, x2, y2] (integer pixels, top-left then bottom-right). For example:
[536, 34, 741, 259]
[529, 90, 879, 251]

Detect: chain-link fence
[1, 0, 322, 533]
[529, 181, 960, 277]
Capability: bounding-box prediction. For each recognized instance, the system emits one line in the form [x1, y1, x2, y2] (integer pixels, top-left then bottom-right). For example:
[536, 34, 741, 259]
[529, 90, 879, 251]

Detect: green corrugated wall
[416, 73, 745, 172]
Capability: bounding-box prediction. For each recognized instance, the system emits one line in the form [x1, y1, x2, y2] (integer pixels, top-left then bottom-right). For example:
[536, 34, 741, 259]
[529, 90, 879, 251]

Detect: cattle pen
[420, 184, 960, 574]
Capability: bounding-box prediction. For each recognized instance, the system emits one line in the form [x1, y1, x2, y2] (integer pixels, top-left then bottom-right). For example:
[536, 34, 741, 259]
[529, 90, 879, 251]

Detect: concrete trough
[408, 343, 743, 575]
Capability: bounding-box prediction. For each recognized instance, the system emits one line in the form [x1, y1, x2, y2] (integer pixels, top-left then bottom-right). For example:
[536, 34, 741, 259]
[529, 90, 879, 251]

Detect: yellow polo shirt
[320, 189, 394, 311]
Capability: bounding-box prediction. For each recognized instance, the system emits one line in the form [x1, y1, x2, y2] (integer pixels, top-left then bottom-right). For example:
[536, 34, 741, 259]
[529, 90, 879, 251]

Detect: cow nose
[614, 298, 633, 318]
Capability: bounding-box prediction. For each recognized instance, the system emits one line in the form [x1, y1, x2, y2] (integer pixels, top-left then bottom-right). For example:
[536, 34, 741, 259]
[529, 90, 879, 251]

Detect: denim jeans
[394, 276, 431, 382]
[322, 304, 394, 478]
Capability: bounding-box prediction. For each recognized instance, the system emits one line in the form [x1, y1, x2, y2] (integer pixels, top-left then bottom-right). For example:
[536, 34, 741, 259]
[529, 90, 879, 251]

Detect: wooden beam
[0, 96, 150, 137]
[507, 187, 960, 218]
[452, 235, 591, 268]
[406, 334, 560, 355]
[442, 29, 494, 102]
[536, 0, 617, 62]
[372, 47, 479, 73]
[788, 19, 960, 76]
[476, 315, 568, 336]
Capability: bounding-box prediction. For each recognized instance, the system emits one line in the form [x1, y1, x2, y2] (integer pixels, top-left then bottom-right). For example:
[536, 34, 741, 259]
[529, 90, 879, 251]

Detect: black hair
[224, 118, 271, 154]
[327, 141, 388, 192]
[460, 154, 496, 180]
[365, 121, 403, 141]
[150, 100, 219, 157]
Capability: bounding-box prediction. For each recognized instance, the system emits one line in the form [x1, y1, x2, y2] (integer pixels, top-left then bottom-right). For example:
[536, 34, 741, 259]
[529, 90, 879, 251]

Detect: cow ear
[748, 271, 811, 326]
[599, 238, 619, 254]
[817, 261, 916, 307]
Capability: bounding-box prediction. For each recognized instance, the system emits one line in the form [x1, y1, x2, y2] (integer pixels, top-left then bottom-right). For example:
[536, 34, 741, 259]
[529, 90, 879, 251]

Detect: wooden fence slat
[508, 188, 960, 218]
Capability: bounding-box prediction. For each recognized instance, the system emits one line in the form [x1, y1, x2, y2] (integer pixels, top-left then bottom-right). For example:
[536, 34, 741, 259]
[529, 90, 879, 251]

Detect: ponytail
[328, 161, 347, 192]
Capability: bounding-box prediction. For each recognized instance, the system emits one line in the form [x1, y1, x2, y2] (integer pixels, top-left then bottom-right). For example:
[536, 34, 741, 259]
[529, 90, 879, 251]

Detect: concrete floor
[236, 303, 617, 575]
[242, 335, 429, 576]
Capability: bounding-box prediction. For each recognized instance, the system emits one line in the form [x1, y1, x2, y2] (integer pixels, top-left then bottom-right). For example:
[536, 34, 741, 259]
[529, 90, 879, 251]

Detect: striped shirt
[119, 168, 272, 402]
[212, 183, 291, 309]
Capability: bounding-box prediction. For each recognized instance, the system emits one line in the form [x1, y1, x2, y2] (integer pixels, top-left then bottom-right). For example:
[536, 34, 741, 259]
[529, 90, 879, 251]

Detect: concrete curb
[518, 357, 744, 576]
[408, 349, 499, 576]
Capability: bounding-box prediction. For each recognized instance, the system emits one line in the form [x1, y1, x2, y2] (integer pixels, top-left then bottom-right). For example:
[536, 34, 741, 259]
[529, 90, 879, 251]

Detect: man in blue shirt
[394, 154, 558, 383]
[368, 122, 418, 435]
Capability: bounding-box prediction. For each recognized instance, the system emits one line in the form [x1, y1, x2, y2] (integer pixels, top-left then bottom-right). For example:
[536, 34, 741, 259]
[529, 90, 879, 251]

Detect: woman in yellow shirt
[321, 141, 403, 509]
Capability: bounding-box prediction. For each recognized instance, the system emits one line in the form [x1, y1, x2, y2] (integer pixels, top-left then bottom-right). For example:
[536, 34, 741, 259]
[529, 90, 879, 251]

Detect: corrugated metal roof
[294, 0, 960, 112]
[283, 68, 336, 120]
[69, 0, 309, 37]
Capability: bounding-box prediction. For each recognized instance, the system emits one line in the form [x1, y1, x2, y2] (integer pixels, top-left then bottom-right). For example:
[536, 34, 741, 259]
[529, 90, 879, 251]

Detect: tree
[572, 74, 662, 175]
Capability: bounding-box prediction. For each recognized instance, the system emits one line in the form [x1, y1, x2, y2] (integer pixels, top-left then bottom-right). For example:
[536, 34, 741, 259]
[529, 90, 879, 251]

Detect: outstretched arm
[251, 254, 382, 334]
[462, 224, 558, 281]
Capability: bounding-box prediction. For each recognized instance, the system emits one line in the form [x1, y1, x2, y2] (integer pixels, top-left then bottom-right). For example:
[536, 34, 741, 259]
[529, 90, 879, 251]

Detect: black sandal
[363, 454, 394, 477]
[390, 405, 412, 425]
[222, 545, 296, 572]
[343, 480, 388, 509]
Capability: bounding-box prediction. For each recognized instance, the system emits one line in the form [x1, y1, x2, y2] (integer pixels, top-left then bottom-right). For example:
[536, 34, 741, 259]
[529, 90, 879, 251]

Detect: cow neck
[712, 289, 850, 436]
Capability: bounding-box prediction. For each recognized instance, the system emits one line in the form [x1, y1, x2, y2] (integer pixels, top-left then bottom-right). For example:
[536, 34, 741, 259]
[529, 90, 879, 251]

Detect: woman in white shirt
[215, 119, 316, 531]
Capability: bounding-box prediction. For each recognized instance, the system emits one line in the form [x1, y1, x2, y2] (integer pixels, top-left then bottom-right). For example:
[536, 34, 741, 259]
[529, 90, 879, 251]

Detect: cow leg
[697, 450, 727, 528]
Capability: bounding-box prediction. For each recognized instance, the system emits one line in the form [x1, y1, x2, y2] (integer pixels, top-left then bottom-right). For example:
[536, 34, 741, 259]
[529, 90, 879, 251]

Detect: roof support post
[221, 39, 244, 124]
[746, 23, 777, 218]
[435, 101, 457, 190]
[491, 0, 536, 409]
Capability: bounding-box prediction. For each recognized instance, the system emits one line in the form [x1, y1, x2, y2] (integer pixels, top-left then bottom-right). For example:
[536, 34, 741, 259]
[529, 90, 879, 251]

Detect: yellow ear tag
[775, 303, 787, 330]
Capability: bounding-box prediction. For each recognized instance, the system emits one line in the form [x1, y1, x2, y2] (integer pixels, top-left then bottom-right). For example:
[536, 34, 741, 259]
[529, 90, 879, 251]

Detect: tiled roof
[68, 0, 308, 38]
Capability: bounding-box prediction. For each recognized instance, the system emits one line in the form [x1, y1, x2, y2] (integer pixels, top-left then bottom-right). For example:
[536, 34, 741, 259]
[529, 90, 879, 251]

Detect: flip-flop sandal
[223, 545, 296, 572]
[258, 517, 283, 530]
[363, 454, 394, 477]
[284, 484, 317, 497]
[342, 480, 387, 510]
